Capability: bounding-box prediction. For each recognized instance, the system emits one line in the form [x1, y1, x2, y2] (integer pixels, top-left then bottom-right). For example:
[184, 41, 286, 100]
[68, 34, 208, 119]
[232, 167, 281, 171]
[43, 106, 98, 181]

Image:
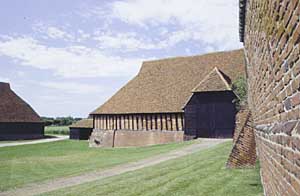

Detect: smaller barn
[69, 119, 93, 140]
[0, 82, 44, 140]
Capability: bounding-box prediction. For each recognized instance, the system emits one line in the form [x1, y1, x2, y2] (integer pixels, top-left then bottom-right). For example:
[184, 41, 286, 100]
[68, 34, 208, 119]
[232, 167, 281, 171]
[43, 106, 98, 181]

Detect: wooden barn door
[197, 103, 235, 138]
[184, 92, 236, 139]
[196, 103, 214, 138]
[196, 102, 235, 138]
[213, 102, 235, 138]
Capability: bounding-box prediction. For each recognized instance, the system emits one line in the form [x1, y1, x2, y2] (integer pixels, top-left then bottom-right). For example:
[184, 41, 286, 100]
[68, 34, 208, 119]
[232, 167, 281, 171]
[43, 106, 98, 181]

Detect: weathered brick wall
[243, 0, 300, 195]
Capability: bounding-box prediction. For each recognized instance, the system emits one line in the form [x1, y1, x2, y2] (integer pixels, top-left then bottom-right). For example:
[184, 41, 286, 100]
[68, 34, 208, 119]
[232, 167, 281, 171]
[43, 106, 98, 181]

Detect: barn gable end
[0, 82, 44, 140]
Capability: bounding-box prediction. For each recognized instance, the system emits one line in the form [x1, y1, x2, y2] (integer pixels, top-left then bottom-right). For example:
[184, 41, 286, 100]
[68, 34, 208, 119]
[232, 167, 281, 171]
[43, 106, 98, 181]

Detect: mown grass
[42, 142, 263, 196]
[0, 140, 193, 191]
[45, 126, 69, 135]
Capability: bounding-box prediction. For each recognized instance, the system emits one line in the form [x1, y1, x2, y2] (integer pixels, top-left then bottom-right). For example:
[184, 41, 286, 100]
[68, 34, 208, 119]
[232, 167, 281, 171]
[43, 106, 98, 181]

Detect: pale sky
[0, 0, 242, 117]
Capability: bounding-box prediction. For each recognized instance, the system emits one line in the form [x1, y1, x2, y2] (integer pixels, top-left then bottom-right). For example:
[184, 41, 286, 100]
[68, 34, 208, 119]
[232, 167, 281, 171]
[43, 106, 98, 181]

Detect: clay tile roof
[69, 119, 93, 128]
[0, 82, 42, 122]
[192, 67, 231, 92]
[91, 49, 245, 115]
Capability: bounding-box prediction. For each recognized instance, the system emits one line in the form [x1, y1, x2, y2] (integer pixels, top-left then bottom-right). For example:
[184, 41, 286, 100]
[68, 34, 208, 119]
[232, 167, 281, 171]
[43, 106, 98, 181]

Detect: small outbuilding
[69, 119, 93, 140]
[0, 82, 44, 140]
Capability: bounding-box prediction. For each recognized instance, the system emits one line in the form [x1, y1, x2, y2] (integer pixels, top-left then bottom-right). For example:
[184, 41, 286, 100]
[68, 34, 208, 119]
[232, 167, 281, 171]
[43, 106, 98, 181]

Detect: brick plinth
[89, 130, 184, 148]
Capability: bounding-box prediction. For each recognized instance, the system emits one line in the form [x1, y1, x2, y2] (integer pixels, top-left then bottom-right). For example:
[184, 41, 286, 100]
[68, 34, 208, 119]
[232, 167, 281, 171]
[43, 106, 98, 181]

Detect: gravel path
[0, 138, 229, 196]
[0, 135, 68, 148]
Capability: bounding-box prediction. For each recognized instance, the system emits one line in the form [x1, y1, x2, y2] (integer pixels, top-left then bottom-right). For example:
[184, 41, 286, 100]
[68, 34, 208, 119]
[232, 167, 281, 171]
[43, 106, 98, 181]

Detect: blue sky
[0, 0, 242, 117]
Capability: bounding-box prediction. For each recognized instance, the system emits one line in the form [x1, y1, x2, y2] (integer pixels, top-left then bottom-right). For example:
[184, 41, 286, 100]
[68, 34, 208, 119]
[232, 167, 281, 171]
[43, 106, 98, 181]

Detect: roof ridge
[142, 49, 243, 64]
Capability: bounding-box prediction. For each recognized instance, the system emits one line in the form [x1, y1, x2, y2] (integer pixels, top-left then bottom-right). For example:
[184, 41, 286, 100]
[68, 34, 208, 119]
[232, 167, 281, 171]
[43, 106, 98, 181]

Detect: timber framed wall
[93, 113, 184, 131]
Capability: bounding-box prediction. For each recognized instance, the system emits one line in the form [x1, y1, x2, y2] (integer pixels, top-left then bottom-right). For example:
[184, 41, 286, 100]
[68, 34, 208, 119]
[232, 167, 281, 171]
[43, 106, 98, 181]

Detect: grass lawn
[42, 142, 263, 196]
[0, 140, 193, 191]
[45, 126, 69, 135]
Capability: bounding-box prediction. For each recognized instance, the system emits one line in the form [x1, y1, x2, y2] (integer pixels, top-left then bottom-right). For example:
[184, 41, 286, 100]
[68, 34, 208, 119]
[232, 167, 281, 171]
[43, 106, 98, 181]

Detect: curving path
[0, 135, 68, 148]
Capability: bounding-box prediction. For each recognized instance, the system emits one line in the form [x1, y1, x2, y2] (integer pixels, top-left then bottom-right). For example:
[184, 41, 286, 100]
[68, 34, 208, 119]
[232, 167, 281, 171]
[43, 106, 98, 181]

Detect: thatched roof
[0, 82, 42, 122]
[91, 49, 245, 115]
[192, 67, 231, 92]
[69, 119, 93, 128]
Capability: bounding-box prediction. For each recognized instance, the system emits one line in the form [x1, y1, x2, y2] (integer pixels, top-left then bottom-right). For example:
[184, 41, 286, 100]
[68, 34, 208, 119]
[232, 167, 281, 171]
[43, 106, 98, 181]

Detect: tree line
[41, 116, 82, 126]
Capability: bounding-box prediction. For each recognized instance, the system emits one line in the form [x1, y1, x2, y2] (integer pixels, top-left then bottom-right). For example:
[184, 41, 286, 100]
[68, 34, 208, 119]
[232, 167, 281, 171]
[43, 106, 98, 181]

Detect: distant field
[45, 126, 69, 135]
[0, 140, 194, 191]
[43, 142, 263, 196]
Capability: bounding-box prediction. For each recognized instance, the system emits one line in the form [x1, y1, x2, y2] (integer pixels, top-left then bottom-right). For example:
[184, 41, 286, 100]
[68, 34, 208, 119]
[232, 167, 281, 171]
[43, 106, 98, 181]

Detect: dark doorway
[184, 91, 236, 138]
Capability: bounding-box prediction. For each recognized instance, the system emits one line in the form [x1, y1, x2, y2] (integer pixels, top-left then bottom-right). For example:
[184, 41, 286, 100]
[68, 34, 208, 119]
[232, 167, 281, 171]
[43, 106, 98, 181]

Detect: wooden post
[157, 114, 162, 130]
[98, 116, 101, 129]
[142, 114, 147, 130]
[103, 116, 106, 130]
[109, 116, 112, 130]
[162, 114, 167, 130]
[128, 115, 132, 130]
[110, 116, 113, 130]
[133, 115, 137, 130]
[172, 114, 177, 131]
[113, 115, 116, 130]
[177, 113, 183, 131]
[95, 116, 98, 129]
[97, 116, 100, 129]
[111, 116, 114, 130]
[138, 115, 142, 130]
[147, 115, 151, 130]
[152, 114, 156, 130]
[118, 115, 121, 130]
[166, 114, 172, 130]
[181, 113, 185, 130]
[115, 115, 118, 130]
[124, 115, 127, 130]
[121, 115, 125, 129]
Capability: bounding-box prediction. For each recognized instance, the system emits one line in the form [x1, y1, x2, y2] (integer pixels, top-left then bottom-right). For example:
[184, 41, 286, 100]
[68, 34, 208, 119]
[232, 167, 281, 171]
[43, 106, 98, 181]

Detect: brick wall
[232, 106, 251, 143]
[89, 130, 184, 147]
[243, 0, 300, 195]
[227, 107, 256, 168]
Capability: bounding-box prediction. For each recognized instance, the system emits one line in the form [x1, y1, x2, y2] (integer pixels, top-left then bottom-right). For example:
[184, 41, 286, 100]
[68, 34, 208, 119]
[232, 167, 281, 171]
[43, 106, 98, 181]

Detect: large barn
[0, 82, 44, 140]
[90, 49, 245, 147]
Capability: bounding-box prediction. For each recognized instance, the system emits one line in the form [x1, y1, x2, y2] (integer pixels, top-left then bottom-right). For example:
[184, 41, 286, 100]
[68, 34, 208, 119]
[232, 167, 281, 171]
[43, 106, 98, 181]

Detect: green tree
[232, 76, 247, 109]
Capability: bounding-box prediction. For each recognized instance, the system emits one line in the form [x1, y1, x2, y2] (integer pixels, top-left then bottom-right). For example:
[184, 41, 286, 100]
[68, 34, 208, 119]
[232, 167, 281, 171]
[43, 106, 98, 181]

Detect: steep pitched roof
[192, 67, 231, 92]
[91, 49, 245, 114]
[69, 119, 93, 128]
[0, 82, 42, 123]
